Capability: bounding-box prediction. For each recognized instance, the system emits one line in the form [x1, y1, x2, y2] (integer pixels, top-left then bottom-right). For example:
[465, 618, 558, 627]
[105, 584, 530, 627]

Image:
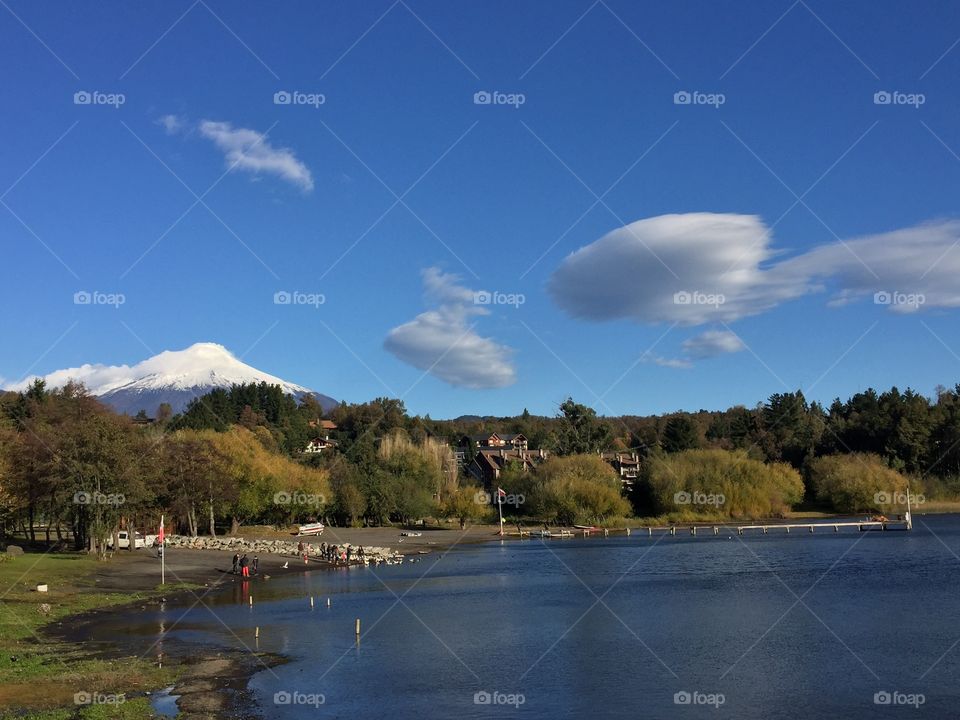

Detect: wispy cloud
[384, 268, 516, 389]
[682, 329, 746, 359]
[548, 213, 960, 325]
[198, 120, 314, 191]
[156, 114, 185, 134]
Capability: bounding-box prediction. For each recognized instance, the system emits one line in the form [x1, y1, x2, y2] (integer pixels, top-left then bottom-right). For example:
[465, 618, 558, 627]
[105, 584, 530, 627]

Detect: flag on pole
[158, 514, 165, 544]
[497, 487, 507, 500]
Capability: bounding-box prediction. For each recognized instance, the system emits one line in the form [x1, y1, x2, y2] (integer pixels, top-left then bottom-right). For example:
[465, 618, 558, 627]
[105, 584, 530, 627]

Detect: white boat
[297, 522, 325, 536]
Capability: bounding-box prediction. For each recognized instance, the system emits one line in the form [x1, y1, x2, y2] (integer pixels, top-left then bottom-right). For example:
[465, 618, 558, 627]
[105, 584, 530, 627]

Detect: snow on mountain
[5, 342, 338, 417]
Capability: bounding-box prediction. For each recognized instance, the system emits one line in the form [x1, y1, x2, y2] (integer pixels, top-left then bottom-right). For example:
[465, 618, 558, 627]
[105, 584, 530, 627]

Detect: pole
[160, 514, 165, 586]
[497, 491, 504, 536]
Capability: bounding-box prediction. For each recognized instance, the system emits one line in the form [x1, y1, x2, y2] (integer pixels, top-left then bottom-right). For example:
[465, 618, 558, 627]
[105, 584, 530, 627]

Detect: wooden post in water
[355, 618, 361, 636]
[691, 527, 696, 536]
[310, 597, 315, 609]
[809, 525, 814, 533]
[255, 626, 260, 639]
[327, 598, 331, 608]
[670, 527, 676, 536]
[713, 527, 719, 536]
[249, 596, 253, 607]
[648, 528, 652, 537]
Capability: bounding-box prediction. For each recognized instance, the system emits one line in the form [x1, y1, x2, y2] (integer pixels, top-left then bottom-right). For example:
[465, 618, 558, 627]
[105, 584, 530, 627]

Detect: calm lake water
[116, 515, 960, 718]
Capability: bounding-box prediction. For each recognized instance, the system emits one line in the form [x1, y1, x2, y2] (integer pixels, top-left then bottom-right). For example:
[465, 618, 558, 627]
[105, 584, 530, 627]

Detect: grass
[0, 552, 182, 718]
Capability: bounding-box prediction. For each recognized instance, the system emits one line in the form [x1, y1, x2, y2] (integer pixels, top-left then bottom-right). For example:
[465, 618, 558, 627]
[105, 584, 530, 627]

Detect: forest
[2, 379, 957, 553]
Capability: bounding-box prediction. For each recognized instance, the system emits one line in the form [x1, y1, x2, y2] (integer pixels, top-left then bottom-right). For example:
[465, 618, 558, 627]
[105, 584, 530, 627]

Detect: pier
[509, 512, 912, 540]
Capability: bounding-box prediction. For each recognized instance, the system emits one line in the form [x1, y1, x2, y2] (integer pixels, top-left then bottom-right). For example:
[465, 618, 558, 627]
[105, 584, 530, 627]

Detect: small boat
[297, 522, 325, 536]
[400, 531, 422, 537]
[573, 525, 597, 531]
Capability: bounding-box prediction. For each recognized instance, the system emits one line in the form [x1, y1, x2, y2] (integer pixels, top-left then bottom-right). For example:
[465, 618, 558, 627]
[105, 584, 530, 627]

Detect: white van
[107, 531, 146, 549]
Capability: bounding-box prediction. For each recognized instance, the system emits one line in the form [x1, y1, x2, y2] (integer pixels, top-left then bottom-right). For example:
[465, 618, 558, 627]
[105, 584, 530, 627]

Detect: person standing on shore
[252, 555, 259, 575]
[357, 546, 365, 562]
[320, 541, 327, 558]
[231, 553, 240, 575]
[240, 554, 249, 578]
[346, 546, 352, 564]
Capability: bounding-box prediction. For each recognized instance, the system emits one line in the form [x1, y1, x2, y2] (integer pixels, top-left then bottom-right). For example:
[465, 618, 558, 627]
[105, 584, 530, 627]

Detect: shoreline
[30, 513, 948, 717]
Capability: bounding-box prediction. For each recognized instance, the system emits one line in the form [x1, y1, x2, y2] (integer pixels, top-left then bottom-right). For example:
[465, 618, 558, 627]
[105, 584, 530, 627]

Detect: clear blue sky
[3, 0, 960, 418]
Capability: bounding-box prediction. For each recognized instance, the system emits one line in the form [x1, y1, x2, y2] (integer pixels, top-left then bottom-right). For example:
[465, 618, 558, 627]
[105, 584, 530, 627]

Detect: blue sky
[3, 0, 960, 418]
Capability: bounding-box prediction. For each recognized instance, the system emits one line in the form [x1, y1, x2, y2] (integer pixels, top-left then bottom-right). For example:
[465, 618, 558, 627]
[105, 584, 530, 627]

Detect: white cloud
[649, 355, 693, 369]
[548, 213, 960, 324]
[682, 329, 746, 359]
[384, 268, 516, 389]
[198, 120, 313, 191]
[4, 362, 136, 394]
[156, 114, 185, 134]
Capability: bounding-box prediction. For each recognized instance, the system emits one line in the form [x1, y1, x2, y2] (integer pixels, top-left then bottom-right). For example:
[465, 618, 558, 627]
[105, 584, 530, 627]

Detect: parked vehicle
[107, 530, 146, 549]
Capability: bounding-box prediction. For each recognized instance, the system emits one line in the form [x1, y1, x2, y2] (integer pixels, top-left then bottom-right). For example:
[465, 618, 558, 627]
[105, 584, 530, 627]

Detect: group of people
[231, 552, 258, 577]
[318, 541, 364, 565]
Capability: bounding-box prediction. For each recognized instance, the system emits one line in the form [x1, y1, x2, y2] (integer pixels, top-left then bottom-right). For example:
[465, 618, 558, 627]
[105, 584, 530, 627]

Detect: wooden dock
[509, 513, 912, 540]
[642, 516, 912, 537]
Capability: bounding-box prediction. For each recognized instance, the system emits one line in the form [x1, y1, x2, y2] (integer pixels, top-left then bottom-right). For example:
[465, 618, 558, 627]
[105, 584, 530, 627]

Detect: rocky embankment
[162, 535, 402, 563]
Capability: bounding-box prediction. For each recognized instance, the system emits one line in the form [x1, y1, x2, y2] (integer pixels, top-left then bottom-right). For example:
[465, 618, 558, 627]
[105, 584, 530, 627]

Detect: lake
[119, 515, 960, 718]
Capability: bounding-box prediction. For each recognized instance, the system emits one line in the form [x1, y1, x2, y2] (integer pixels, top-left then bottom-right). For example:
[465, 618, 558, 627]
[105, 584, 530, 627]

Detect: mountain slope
[9, 343, 338, 417]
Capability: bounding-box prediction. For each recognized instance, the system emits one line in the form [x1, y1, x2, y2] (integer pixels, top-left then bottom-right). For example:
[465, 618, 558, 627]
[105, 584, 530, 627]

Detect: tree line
[2, 380, 956, 553]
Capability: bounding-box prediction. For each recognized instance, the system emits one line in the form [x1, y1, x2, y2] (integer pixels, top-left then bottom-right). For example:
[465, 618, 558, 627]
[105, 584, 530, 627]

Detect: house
[304, 437, 338, 454]
[303, 419, 338, 454]
[467, 447, 547, 490]
[601, 451, 641, 489]
[460, 432, 528, 451]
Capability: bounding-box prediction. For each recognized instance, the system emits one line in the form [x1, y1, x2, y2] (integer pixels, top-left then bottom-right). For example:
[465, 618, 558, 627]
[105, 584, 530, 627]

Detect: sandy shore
[87, 524, 503, 592]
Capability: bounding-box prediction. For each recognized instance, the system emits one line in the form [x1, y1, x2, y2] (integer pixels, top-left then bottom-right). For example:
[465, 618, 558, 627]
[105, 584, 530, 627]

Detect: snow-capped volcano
[5, 342, 337, 417]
